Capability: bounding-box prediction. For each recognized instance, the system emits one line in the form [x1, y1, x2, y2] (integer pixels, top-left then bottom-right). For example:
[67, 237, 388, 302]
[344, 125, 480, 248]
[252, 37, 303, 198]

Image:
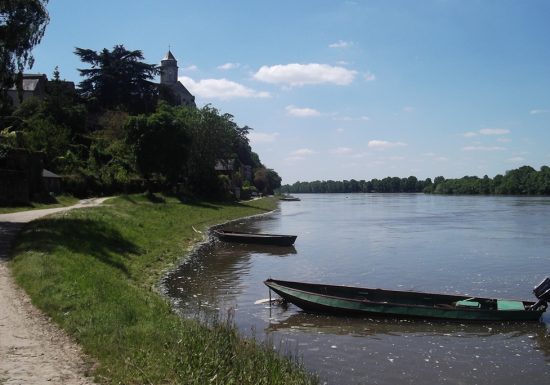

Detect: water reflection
[165, 231, 297, 323]
[268, 312, 549, 343]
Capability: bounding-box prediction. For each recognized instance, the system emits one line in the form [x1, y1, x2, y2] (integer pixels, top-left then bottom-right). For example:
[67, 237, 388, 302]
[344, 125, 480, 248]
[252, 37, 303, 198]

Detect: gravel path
[0, 198, 110, 385]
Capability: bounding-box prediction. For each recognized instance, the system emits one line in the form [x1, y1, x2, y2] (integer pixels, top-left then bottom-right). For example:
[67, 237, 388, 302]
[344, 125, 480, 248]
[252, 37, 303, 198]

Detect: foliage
[0, 0, 49, 111]
[126, 103, 191, 189]
[281, 176, 431, 194]
[10, 77, 87, 170]
[183, 105, 253, 196]
[10, 196, 317, 384]
[75, 45, 159, 114]
[254, 168, 281, 195]
[280, 166, 550, 196]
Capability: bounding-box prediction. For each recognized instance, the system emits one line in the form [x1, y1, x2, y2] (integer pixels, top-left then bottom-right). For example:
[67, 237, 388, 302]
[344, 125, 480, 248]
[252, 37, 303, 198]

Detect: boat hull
[264, 279, 544, 322]
[214, 230, 297, 246]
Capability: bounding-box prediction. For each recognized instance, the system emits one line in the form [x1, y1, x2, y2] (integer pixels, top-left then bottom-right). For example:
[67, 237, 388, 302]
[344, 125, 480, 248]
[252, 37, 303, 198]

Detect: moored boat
[264, 278, 550, 322]
[280, 195, 301, 201]
[214, 229, 297, 246]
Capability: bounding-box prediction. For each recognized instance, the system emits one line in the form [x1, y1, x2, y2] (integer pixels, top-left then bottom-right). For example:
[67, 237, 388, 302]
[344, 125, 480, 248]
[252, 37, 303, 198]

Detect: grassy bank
[9, 195, 317, 385]
[0, 195, 79, 214]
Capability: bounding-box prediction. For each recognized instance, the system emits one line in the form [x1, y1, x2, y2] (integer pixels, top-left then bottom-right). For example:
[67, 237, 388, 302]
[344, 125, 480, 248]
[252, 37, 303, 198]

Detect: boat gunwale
[214, 230, 297, 239]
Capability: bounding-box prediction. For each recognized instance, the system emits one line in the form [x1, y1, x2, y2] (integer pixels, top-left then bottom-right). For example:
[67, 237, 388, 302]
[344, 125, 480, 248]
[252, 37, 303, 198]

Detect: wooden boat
[214, 230, 297, 246]
[264, 278, 550, 322]
[280, 195, 300, 201]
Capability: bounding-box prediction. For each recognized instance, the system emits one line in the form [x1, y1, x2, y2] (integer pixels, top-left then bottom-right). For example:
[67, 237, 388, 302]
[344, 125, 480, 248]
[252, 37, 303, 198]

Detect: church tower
[159, 49, 196, 107]
[160, 50, 178, 84]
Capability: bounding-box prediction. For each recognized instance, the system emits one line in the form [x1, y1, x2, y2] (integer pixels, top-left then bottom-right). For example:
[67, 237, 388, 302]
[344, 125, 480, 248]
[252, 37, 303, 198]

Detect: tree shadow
[118, 195, 138, 204]
[14, 218, 141, 276]
[0, 222, 25, 261]
[181, 200, 221, 210]
[145, 192, 166, 204]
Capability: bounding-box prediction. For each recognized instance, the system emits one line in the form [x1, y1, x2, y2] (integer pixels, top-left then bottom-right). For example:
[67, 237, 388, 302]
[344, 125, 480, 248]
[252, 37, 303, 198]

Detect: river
[163, 194, 550, 385]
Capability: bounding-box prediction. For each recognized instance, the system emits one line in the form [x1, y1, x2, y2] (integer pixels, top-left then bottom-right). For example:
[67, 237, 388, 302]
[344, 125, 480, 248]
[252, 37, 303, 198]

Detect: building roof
[42, 169, 61, 178]
[8, 74, 47, 91]
[163, 50, 176, 61]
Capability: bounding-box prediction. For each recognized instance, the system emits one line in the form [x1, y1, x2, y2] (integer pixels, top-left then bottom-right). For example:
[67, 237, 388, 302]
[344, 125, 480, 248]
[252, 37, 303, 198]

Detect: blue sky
[30, 0, 550, 184]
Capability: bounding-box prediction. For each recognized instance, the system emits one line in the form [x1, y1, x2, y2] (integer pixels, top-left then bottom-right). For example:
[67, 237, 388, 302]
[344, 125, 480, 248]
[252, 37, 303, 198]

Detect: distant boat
[214, 230, 297, 246]
[264, 278, 550, 322]
[280, 195, 300, 201]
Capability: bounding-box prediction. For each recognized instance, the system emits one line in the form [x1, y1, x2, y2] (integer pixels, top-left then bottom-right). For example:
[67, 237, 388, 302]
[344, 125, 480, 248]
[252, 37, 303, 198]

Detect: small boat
[214, 230, 297, 246]
[280, 195, 301, 201]
[264, 278, 550, 322]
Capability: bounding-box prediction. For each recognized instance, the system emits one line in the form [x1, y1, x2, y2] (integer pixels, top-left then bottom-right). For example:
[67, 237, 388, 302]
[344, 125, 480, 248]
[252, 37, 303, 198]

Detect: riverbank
[8, 194, 317, 385]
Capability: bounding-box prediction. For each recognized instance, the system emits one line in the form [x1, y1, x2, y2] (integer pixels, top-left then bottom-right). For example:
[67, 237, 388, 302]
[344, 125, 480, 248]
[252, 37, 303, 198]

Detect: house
[42, 169, 62, 195]
[6, 74, 48, 107]
[159, 50, 196, 107]
[6, 73, 75, 108]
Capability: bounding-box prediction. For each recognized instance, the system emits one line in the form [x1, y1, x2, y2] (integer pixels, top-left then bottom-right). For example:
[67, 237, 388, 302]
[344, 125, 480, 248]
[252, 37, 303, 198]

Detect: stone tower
[159, 49, 196, 107]
[160, 50, 178, 84]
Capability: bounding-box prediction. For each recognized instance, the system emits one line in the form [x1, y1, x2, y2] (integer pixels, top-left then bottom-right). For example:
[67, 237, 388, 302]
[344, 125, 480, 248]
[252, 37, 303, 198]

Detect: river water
[163, 194, 550, 385]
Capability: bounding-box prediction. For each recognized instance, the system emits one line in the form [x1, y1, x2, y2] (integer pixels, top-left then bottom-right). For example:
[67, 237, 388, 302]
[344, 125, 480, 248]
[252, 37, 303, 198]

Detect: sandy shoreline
[0, 198, 109, 385]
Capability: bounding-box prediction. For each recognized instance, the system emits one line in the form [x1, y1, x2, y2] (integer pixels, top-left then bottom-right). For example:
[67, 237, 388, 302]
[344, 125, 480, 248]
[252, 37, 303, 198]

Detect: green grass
[9, 195, 317, 385]
[0, 195, 79, 214]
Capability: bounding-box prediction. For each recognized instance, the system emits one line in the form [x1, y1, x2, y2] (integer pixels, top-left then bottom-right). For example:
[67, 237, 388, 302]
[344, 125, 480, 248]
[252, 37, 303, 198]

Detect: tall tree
[125, 103, 191, 189]
[75, 45, 159, 114]
[0, 0, 49, 111]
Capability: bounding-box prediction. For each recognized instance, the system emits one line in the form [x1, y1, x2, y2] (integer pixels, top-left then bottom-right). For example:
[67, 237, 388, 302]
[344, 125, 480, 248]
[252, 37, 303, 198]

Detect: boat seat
[455, 300, 480, 308]
[497, 300, 525, 311]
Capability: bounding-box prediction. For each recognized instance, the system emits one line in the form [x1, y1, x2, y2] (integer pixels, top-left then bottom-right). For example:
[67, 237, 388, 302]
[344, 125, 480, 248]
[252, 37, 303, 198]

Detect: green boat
[264, 278, 550, 322]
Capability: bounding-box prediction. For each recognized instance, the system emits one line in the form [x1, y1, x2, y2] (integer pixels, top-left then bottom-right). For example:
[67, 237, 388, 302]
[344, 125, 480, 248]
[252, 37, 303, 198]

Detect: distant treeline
[280, 165, 550, 195]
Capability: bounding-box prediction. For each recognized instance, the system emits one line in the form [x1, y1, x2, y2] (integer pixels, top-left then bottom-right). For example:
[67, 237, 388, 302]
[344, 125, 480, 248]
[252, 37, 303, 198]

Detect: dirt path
[0, 198, 110, 385]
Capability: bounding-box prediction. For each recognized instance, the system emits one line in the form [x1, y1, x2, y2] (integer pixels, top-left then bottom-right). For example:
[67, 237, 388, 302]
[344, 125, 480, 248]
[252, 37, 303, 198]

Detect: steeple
[158, 49, 196, 108]
[160, 49, 178, 84]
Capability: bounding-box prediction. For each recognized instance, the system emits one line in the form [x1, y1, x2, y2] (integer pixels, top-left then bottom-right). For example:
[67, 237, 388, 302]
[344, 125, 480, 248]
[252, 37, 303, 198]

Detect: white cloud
[286, 148, 317, 161]
[330, 147, 354, 155]
[403, 106, 415, 113]
[248, 132, 279, 144]
[217, 62, 240, 70]
[364, 71, 376, 81]
[423, 152, 448, 161]
[291, 148, 317, 156]
[179, 76, 270, 100]
[479, 128, 510, 135]
[336, 128, 345, 133]
[508, 156, 525, 162]
[368, 140, 407, 149]
[530, 109, 549, 115]
[285, 105, 321, 117]
[329, 40, 353, 49]
[332, 115, 370, 121]
[462, 146, 506, 152]
[497, 137, 512, 143]
[463, 128, 510, 137]
[253, 63, 357, 86]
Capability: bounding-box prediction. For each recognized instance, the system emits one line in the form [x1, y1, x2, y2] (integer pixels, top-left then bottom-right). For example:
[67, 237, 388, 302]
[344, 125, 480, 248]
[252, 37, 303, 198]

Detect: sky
[29, 0, 550, 184]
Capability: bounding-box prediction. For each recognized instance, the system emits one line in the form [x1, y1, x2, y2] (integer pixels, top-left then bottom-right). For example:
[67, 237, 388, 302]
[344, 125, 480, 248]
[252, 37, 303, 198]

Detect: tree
[75, 45, 159, 114]
[0, 0, 49, 111]
[254, 168, 281, 195]
[184, 105, 251, 195]
[125, 103, 191, 189]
